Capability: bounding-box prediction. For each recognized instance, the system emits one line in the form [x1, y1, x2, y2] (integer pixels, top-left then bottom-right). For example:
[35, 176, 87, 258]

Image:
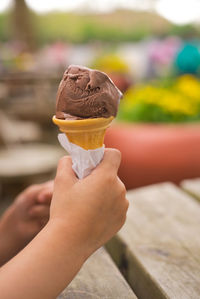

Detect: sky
[0, 0, 200, 25]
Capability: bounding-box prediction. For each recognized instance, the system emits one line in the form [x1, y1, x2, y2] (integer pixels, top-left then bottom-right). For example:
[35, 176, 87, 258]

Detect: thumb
[91, 148, 121, 177]
[54, 156, 78, 190]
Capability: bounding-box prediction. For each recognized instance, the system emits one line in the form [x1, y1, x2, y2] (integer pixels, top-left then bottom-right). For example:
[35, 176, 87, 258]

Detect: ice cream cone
[52, 116, 114, 150]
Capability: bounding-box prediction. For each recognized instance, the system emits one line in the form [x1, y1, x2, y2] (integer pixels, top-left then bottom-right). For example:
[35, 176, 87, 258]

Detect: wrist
[46, 218, 93, 262]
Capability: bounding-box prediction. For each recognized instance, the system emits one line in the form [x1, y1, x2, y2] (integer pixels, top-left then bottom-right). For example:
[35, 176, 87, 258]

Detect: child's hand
[12, 181, 53, 241]
[0, 181, 53, 265]
[1, 181, 53, 244]
[0, 150, 128, 298]
[50, 148, 129, 255]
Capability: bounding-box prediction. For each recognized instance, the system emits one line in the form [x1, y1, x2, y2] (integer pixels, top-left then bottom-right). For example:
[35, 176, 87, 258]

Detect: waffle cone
[52, 115, 114, 150]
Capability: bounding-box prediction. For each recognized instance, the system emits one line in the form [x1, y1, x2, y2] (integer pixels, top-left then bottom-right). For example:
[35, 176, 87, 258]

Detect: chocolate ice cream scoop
[56, 65, 122, 120]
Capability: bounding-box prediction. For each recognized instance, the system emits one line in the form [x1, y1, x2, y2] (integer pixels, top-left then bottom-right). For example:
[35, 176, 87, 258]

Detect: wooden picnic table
[58, 248, 136, 299]
[1, 179, 199, 298]
[106, 181, 200, 299]
[58, 180, 200, 298]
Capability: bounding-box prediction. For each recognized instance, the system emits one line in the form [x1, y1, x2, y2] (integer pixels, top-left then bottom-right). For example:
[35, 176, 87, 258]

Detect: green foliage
[0, 10, 199, 45]
[169, 24, 199, 38]
[0, 11, 191, 45]
[0, 13, 11, 41]
[33, 12, 149, 44]
[118, 102, 200, 123]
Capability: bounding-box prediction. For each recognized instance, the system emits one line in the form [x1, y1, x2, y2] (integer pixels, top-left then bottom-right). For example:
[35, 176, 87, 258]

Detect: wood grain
[106, 183, 200, 299]
[181, 178, 200, 202]
[58, 247, 136, 299]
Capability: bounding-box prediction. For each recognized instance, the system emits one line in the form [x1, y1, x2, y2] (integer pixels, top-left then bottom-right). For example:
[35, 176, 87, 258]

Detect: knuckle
[108, 174, 116, 185]
[120, 183, 126, 197]
[44, 180, 54, 188]
[26, 184, 39, 193]
[116, 179, 126, 197]
[106, 148, 121, 157]
[111, 149, 121, 164]
[105, 148, 121, 164]
[113, 149, 121, 160]
[118, 198, 129, 224]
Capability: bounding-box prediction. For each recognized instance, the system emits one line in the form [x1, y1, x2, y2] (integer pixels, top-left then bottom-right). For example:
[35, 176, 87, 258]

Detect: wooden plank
[106, 183, 200, 299]
[58, 247, 137, 299]
[181, 178, 200, 202]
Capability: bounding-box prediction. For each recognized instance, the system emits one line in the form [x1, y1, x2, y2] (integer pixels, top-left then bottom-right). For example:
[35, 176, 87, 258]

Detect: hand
[50, 149, 129, 255]
[0, 151, 128, 298]
[1, 181, 53, 244]
[0, 181, 54, 266]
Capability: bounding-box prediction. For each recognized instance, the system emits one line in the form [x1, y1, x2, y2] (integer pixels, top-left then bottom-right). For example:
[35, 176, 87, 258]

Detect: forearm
[0, 228, 26, 267]
[0, 220, 90, 299]
[0, 209, 27, 266]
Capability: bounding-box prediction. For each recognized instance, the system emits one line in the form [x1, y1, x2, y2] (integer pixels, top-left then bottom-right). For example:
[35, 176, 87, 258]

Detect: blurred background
[1, 0, 200, 202]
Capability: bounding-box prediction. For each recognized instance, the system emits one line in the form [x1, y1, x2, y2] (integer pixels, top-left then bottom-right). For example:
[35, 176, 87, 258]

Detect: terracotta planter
[105, 123, 200, 190]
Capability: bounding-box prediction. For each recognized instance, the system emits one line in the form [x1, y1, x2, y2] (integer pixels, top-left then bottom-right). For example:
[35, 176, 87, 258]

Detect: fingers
[37, 186, 54, 204]
[91, 148, 121, 177]
[30, 181, 54, 204]
[54, 156, 78, 189]
[16, 184, 45, 205]
[100, 148, 121, 172]
[29, 204, 50, 219]
[42, 180, 54, 189]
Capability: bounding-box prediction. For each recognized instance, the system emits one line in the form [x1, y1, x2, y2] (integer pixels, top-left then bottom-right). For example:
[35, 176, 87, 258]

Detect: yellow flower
[175, 75, 200, 102]
[160, 91, 197, 115]
[92, 54, 129, 74]
[122, 75, 200, 117]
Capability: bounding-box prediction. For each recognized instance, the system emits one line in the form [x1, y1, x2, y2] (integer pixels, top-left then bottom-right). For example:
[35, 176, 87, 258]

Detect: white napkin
[58, 133, 104, 179]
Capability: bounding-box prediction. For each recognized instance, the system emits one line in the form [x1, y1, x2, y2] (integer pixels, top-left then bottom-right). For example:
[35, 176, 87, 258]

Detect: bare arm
[0, 220, 89, 299]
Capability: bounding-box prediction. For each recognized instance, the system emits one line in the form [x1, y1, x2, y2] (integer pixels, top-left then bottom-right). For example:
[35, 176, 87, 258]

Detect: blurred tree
[11, 0, 36, 50]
